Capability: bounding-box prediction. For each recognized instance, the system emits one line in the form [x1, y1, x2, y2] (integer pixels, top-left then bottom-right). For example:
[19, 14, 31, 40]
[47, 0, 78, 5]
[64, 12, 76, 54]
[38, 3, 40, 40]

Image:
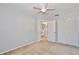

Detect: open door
[48, 20, 57, 42]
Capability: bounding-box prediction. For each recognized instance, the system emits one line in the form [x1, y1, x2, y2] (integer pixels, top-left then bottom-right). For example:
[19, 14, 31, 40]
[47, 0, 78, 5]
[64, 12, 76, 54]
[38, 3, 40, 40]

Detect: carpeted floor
[2, 40, 79, 55]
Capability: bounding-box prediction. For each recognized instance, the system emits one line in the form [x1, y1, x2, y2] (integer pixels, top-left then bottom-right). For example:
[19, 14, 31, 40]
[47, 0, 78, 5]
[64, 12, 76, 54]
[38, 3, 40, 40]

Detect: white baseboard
[0, 40, 39, 54]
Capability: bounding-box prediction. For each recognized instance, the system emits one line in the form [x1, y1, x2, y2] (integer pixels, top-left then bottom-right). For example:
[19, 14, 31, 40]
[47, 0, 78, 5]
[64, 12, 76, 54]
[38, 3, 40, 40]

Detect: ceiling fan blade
[33, 7, 41, 10]
[37, 11, 42, 14]
[47, 9, 56, 11]
[55, 14, 59, 16]
[37, 11, 48, 14]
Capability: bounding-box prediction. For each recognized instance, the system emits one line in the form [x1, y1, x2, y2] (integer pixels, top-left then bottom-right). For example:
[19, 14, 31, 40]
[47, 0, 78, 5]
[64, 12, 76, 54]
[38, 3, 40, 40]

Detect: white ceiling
[1, 3, 79, 20]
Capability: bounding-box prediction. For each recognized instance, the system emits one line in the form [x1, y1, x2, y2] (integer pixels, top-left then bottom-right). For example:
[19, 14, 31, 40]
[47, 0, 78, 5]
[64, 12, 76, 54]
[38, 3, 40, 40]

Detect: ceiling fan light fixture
[33, 3, 56, 14]
[41, 9, 47, 12]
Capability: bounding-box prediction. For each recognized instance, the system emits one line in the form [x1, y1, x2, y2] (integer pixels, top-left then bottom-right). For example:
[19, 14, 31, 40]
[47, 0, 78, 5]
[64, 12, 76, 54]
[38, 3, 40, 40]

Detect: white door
[60, 19, 78, 46]
[48, 20, 57, 42]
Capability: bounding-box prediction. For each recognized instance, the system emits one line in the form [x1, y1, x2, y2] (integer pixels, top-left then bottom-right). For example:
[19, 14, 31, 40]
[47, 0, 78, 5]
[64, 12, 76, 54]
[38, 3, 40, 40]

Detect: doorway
[40, 21, 48, 41]
[38, 20, 57, 42]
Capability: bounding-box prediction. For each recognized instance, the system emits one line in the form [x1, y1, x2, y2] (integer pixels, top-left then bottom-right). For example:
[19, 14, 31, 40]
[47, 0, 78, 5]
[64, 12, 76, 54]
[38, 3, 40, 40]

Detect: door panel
[48, 20, 56, 42]
[62, 19, 78, 46]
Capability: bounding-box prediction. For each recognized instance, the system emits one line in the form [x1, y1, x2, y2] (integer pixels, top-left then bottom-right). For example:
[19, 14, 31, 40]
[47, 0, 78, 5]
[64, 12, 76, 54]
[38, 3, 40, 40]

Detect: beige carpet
[2, 40, 79, 55]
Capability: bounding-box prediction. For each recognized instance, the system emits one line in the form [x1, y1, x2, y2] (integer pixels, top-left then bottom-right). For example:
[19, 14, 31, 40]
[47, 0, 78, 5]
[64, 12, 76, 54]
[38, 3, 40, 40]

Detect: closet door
[59, 19, 78, 46]
[48, 20, 57, 42]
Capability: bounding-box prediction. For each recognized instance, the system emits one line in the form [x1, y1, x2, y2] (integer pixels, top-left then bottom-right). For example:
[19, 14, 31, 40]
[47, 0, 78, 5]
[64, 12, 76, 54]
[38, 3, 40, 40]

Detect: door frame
[37, 20, 48, 41]
[40, 21, 48, 41]
[37, 20, 58, 42]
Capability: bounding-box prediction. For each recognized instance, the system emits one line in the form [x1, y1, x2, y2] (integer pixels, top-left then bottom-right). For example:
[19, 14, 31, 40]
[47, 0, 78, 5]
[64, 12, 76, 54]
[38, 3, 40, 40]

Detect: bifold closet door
[48, 20, 57, 42]
[58, 19, 78, 47]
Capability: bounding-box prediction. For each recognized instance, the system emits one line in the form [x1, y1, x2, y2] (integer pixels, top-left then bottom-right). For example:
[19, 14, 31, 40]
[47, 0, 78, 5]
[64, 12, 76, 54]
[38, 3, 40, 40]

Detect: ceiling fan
[33, 3, 56, 14]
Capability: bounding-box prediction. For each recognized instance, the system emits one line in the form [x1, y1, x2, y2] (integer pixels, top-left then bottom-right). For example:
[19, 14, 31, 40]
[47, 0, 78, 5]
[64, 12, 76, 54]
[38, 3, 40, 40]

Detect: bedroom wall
[0, 4, 37, 53]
